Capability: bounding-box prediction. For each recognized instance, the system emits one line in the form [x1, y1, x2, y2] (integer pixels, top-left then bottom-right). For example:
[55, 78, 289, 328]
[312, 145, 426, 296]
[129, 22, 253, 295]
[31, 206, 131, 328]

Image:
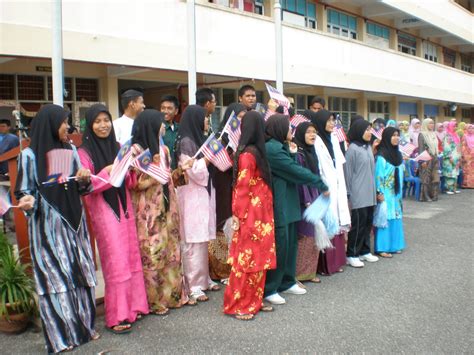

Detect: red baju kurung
[223, 152, 276, 316]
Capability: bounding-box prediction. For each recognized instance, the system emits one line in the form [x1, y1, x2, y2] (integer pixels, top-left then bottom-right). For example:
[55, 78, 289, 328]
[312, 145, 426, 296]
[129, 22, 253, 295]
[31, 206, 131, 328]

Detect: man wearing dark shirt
[160, 95, 180, 169]
[0, 119, 20, 178]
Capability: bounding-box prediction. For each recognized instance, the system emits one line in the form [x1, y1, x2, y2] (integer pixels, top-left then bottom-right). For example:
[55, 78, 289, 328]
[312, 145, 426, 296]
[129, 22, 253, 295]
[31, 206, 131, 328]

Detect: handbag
[171, 166, 188, 187]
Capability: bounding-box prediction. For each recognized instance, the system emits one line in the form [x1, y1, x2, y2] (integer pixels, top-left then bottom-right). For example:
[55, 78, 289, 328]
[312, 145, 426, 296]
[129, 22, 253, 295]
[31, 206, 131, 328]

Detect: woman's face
[304, 126, 317, 145]
[203, 116, 209, 132]
[362, 126, 372, 142]
[428, 121, 435, 131]
[414, 122, 421, 130]
[468, 125, 474, 134]
[390, 131, 400, 146]
[92, 112, 112, 139]
[325, 116, 335, 133]
[437, 125, 444, 133]
[58, 119, 69, 142]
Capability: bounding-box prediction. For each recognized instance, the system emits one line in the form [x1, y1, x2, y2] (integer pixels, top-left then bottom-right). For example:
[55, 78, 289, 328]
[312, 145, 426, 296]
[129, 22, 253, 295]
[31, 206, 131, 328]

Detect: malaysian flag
[399, 141, 417, 157]
[370, 127, 383, 140]
[45, 149, 74, 184]
[0, 187, 12, 216]
[263, 109, 275, 122]
[109, 139, 142, 187]
[412, 150, 432, 162]
[221, 111, 241, 151]
[290, 114, 309, 136]
[334, 121, 348, 143]
[199, 133, 233, 172]
[265, 83, 290, 111]
[131, 148, 171, 185]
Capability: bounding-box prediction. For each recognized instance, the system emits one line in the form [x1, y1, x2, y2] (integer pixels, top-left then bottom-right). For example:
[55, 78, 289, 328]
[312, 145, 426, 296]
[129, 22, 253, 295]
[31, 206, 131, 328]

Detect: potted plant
[0, 232, 36, 334]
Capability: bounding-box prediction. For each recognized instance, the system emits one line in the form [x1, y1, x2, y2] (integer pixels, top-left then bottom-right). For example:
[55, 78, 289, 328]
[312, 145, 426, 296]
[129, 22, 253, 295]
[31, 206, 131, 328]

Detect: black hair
[160, 95, 180, 110]
[0, 119, 11, 126]
[238, 85, 256, 98]
[195, 88, 215, 107]
[120, 89, 143, 111]
[310, 96, 326, 108]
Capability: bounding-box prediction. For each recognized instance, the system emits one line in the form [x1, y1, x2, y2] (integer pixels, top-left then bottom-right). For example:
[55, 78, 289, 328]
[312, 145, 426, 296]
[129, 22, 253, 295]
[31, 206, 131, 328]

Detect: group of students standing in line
[13, 84, 471, 353]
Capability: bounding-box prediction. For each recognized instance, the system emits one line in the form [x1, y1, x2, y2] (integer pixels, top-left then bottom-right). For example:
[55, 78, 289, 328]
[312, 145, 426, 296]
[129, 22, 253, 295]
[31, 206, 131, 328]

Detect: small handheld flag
[198, 133, 233, 172]
[412, 150, 432, 162]
[265, 83, 290, 113]
[0, 187, 14, 216]
[221, 111, 241, 151]
[289, 114, 309, 136]
[109, 139, 142, 187]
[46, 149, 74, 184]
[399, 141, 416, 157]
[334, 121, 348, 143]
[370, 127, 383, 140]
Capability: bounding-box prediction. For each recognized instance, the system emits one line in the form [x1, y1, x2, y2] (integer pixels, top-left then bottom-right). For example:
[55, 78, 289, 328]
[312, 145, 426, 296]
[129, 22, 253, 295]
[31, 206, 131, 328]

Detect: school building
[0, 0, 473, 130]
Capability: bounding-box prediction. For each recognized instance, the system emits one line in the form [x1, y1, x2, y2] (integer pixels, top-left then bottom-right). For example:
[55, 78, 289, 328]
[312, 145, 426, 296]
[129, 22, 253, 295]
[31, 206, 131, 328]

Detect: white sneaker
[455, 190, 461, 194]
[264, 293, 286, 305]
[282, 284, 307, 295]
[359, 253, 379, 263]
[347, 257, 364, 268]
[446, 191, 454, 195]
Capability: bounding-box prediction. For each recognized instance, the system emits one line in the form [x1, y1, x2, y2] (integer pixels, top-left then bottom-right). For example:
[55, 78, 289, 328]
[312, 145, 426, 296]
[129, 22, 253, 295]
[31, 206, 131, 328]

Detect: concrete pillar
[437, 46, 444, 64]
[455, 52, 462, 70]
[417, 100, 424, 119]
[357, 17, 366, 42]
[390, 96, 399, 120]
[416, 38, 423, 58]
[389, 28, 397, 51]
[316, 3, 327, 32]
[105, 76, 119, 119]
[358, 92, 368, 119]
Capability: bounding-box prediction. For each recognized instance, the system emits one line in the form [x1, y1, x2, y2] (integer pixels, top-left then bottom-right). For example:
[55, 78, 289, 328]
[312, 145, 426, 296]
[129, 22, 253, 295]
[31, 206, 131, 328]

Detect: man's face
[0, 123, 9, 134]
[160, 101, 178, 123]
[239, 90, 256, 109]
[310, 102, 323, 112]
[131, 96, 145, 115]
[205, 94, 217, 115]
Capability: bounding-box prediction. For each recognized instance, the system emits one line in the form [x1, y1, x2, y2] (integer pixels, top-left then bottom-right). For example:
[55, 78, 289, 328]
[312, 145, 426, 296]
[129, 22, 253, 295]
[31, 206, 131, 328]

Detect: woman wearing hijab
[386, 119, 398, 128]
[15, 104, 98, 353]
[130, 109, 188, 313]
[374, 127, 406, 257]
[344, 117, 379, 268]
[461, 124, 474, 188]
[311, 110, 351, 275]
[408, 118, 421, 146]
[293, 118, 323, 283]
[435, 122, 446, 153]
[417, 118, 440, 202]
[78, 104, 148, 334]
[175, 104, 220, 303]
[263, 114, 328, 305]
[209, 103, 246, 283]
[223, 111, 276, 320]
[399, 120, 410, 143]
[442, 121, 462, 194]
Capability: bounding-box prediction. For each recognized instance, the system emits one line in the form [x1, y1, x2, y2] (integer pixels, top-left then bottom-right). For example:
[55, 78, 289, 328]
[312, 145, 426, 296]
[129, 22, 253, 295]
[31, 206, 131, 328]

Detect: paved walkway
[2, 190, 473, 354]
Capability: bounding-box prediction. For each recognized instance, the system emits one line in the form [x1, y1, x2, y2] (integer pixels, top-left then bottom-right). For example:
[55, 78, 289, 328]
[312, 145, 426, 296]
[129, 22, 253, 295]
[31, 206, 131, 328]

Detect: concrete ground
[1, 190, 473, 354]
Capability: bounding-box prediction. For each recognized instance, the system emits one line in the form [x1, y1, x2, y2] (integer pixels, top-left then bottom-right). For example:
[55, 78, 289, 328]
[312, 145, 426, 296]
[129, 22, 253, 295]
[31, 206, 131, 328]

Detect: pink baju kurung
[78, 149, 149, 328]
[177, 152, 216, 295]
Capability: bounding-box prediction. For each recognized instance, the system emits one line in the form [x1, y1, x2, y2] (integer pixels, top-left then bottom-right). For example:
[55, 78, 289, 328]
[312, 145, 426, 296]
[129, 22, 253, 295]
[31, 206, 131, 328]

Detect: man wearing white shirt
[113, 89, 145, 145]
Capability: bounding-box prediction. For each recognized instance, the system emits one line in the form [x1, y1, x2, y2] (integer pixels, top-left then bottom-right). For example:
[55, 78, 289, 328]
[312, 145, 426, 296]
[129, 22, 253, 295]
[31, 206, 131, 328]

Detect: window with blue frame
[281, 0, 317, 29]
[327, 9, 357, 39]
[366, 22, 389, 40]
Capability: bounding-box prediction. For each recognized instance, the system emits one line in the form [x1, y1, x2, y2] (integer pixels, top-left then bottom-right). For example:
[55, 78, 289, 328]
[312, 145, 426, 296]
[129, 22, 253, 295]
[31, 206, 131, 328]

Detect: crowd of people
[7, 85, 473, 353]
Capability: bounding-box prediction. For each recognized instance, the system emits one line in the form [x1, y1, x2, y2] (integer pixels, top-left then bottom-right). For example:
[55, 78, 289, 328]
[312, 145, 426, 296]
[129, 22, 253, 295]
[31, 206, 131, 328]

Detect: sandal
[309, 277, 321, 284]
[220, 278, 229, 285]
[233, 314, 255, 321]
[260, 304, 274, 312]
[151, 307, 170, 316]
[186, 298, 198, 306]
[378, 252, 393, 258]
[108, 323, 132, 335]
[208, 281, 221, 291]
[59, 346, 74, 353]
[190, 290, 209, 302]
[91, 332, 101, 340]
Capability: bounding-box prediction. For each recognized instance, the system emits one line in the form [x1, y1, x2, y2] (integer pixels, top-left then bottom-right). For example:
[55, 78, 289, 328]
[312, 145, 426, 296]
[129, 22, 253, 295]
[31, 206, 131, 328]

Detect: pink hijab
[435, 123, 445, 141]
[408, 118, 421, 146]
[446, 121, 460, 145]
[464, 124, 474, 150]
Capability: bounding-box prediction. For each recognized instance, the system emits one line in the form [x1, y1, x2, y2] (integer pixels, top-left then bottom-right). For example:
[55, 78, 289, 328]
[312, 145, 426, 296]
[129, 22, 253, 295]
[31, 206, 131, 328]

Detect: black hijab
[81, 104, 128, 220]
[294, 121, 319, 174]
[377, 126, 403, 194]
[265, 114, 290, 143]
[348, 117, 371, 147]
[175, 105, 207, 159]
[311, 109, 335, 162]
[233, 111, 271, 186]
[27, 104, 83, 230]
[131, 109, 163, 157]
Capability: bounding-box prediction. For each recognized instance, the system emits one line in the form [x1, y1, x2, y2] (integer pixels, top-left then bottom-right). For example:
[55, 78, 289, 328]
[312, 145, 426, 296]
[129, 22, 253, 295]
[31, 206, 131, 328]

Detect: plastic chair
[403, 160, 421, 200]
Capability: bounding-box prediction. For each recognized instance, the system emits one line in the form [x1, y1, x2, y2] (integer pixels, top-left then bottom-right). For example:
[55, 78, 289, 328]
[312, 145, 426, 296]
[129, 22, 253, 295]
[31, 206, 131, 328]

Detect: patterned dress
[461, 136, 474, 188]
[15, 148, 97, 353]
[224, 152, 276, 316]
[132, 166, 187, 311]
[442, 135, 461, 192]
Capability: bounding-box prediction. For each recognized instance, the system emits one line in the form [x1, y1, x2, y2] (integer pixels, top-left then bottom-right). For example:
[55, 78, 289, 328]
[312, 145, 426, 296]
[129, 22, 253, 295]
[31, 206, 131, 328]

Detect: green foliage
[0, 231, 12, 257]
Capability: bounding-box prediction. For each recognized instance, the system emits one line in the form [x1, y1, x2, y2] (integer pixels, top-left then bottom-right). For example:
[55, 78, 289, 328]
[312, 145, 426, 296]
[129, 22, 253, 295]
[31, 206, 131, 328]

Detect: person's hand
[153, 154, 160, 165]
[377, 193, 384, 202]
[421, 162, 428, 168]
[105, 164, 113, 174]
[181, 158, 195, 171]
[288, 142, 297, 154]
[322, 190, 330, 197]
[18, 195, 35, 211]
[231, 215, 240, 231]
[131, 144, 143, 157]
[267, 99, 278, 111]
[75, 168, 91, 183]
[373, 139, 381, 149]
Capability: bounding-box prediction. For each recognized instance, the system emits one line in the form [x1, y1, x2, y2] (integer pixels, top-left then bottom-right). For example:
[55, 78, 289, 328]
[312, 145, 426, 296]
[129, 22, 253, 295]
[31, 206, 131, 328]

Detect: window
[47, 77, 73, 101]
[461, 108, 472, 119]
[75, 78, 99, 102]
[0, 74, 15, 100]
[443, 48, 456, 68]
[328, 97, 357, 130]
[423, 42, 438, 63]
[443, 106, 455, 117]
[461, 54, 472, 73]
[210, 0, 264, 15]
[424, 104, 439, 118]
[366, 22, 389, 40]
[222, 88, 236, 107]
[281, 0, 317, 29]
[368, 100, 390, 121]
[398, 33, 417, 56]
[17, 75, 45, 101]
[399, 102, 417, 116]
[327, 9, 357, 39]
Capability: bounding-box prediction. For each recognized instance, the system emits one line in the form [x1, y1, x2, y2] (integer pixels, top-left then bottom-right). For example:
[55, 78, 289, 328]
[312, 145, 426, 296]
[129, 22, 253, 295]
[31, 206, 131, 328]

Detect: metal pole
[52, 0, 64, 106]
[187, 0, 197, 105]
[274, 0, 283, 93]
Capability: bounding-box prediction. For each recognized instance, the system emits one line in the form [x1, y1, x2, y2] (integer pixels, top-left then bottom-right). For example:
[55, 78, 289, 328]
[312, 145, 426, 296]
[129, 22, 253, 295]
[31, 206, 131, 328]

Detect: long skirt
[223, 269, 266, 315]
[317, 233, 346, 275]
[209, 231, 231, 280]
[39, 287, 96, 354]
[104, 271, 149, 327]
[375, 218, 405, 253]
[182, 241, 210, 294]
[296, 235, 319, 281]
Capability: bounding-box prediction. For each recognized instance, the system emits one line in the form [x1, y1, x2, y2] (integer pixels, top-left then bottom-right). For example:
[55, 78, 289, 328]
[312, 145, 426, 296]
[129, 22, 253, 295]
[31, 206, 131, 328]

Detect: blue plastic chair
[403, 160, 421, 200]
